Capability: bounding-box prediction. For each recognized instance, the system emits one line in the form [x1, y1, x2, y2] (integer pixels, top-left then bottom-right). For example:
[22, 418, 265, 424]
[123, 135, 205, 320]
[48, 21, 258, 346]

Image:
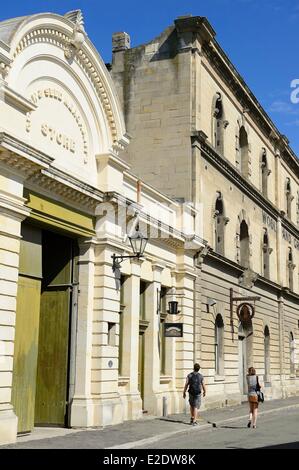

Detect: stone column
[121, 258, 143, 420]
[0, 172, 30, 445]
[278, 294, 286, 398]
[173, 262, 197, 412]
[143, 263, 163, 414]
[70, 239, 96, 427]
[276, 216, 283, 286]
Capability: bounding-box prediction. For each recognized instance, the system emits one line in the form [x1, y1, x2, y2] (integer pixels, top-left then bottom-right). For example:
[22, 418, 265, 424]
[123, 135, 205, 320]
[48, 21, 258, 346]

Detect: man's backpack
[188, 372, 202, 396]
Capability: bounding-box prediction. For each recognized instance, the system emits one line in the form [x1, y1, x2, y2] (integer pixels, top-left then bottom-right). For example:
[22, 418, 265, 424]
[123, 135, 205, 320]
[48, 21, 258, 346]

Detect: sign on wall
[164, 323, 183, 337]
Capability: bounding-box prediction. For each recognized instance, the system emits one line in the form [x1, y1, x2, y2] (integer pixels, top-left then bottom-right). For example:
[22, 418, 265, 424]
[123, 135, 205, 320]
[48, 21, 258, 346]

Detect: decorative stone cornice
[0, 131, 53, 167]
[2, 85, 37, 113]
[27, 167, 104, 211]
[0, 132, 104, 211]
[0, 190, 31, 223]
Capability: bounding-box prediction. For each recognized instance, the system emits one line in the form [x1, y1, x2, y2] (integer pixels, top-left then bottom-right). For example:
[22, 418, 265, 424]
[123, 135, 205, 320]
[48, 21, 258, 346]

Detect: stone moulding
[194, 134, 299, 242]
[8, 23, 124, 151]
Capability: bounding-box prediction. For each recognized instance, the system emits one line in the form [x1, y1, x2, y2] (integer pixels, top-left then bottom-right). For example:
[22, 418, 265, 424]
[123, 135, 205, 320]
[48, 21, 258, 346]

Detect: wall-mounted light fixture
[167, 300, 180, 315]
[112, 222, 148, 274]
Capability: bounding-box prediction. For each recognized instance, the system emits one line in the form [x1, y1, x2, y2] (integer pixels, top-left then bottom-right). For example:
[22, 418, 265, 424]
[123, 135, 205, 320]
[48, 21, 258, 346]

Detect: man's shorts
[189, 393, 201, 409]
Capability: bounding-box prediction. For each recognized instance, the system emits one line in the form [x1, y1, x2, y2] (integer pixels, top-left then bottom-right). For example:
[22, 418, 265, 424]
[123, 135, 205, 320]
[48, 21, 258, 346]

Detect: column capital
[130, 257, 143, 276]
[151, 263, 164, 283]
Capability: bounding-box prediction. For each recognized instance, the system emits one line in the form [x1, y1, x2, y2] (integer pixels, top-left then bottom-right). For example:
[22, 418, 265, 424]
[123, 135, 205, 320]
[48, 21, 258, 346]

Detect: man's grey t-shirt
[187, 372, 204, 396]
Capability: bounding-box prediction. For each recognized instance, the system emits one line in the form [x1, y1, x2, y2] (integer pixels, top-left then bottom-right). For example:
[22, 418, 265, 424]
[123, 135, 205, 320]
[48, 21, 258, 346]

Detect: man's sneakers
[190, 418, 198, 426]
[190, 418, 194, 425]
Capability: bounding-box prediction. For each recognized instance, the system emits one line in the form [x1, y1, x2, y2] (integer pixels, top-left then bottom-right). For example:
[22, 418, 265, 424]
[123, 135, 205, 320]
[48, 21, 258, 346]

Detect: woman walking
[247, 367, 261, 429]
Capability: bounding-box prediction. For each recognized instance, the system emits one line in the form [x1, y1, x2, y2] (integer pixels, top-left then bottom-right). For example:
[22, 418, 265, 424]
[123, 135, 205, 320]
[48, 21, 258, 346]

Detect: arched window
[214, 192, 228, 256]
[261, 149, 269, 197]
[288, 247, 294, 291]
[263, 229, 270, 278]
[215, 314, 224, 376]
[286, 178, 292, 219]
[264, 326, 270, 382]
[290, 332, 296, 375]
[212, 93, 224, 154]
[240, 220, 250, 268]
[239, 126, 249, 177]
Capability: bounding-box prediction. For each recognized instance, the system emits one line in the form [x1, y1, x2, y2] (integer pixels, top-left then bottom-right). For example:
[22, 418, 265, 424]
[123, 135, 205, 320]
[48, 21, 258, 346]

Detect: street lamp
[112, 222, 148, 274]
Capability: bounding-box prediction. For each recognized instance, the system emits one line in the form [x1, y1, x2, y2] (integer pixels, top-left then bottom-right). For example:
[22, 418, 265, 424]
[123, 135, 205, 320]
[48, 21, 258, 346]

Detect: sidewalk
[2, 396, 299, 449]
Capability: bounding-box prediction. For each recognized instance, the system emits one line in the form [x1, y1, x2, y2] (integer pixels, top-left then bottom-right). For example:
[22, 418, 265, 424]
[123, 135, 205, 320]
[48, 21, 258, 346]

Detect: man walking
[183, 363, 206, 425]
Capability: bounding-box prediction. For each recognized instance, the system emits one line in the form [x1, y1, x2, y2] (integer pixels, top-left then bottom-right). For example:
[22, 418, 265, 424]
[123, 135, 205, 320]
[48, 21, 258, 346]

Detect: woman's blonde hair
[248, 367, 256, 376]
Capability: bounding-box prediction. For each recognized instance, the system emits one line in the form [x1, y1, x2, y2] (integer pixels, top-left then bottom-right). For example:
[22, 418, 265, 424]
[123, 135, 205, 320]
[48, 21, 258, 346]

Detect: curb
[107, 403, 299, 449]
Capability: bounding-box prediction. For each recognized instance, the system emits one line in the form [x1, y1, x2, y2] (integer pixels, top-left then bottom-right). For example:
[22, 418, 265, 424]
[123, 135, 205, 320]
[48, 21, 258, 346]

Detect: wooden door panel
[12, 276, 41, 433]
[34, 288, 70, 425]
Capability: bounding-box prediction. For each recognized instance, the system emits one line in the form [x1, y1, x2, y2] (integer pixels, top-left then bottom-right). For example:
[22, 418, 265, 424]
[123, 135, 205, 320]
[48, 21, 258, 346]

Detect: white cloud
[268, 100, 299, 114]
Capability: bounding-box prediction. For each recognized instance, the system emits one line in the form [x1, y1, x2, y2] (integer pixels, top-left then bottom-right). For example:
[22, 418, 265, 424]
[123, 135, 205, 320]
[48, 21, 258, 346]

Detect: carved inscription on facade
[26, 88, 88, 162]
[41, 124, 75, 153]
[262, 211, 299, 250]
[262, 211, 277, 232]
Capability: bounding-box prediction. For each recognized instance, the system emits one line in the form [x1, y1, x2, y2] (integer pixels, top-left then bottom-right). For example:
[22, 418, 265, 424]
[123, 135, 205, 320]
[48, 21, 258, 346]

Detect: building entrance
[12, 224, 78, 433]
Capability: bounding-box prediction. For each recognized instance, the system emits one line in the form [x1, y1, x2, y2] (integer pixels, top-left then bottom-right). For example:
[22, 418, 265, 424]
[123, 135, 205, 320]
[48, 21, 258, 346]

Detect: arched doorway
[238, 316, 253, 397]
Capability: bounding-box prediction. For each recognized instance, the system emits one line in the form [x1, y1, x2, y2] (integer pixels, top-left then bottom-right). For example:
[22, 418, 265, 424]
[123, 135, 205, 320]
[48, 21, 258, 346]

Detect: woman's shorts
[248, 395, 258, 407]
[189, 394, 201, 409]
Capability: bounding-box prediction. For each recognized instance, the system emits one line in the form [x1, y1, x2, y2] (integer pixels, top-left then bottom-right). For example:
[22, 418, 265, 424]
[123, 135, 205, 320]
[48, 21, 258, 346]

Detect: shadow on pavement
[158, 418, 190, 426]
[218, 425, 247, 429]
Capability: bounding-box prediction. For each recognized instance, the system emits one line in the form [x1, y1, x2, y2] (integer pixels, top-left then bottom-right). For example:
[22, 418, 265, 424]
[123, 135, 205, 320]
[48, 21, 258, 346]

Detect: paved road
[135, 408, 299, 449]
[1, 397, 299, 449]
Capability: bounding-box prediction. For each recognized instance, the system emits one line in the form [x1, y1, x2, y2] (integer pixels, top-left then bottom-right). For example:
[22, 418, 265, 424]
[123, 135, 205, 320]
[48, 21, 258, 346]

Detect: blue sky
[1, 0, 299, 155]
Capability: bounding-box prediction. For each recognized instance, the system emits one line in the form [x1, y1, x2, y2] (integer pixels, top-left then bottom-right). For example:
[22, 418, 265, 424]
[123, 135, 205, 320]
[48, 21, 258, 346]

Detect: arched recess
[262, 229, 272, 279]
[214, 314, 224, 376]
[289, 332, 296, 375]
[211, 92, 227, 155]
[236, 210, 252, 268]
[235, 118, 251, 177]
[285, 178, 293, 219]
[264, 325, 270, 382]
[4, 12, 128, 187]
[260, 148, 271, 198]
[213, 191, 229, 256]
[287, 247, 295, 291]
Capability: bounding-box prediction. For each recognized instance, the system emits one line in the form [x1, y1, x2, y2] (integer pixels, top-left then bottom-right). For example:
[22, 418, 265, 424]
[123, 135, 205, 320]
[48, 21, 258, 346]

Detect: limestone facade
[110, 15, 299, 408]
[0, 11, 204, 444]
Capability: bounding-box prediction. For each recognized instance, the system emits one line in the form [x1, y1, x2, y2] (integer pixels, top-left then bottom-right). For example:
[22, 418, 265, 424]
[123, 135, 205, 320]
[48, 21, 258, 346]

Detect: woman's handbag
[256, 376, 264, 403]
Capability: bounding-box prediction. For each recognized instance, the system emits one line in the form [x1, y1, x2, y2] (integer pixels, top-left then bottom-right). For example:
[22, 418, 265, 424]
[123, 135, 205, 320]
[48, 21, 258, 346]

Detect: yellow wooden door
[34, 288, 71, 425]
[11, 276, 41, 433]
[34, 230, 73, 426]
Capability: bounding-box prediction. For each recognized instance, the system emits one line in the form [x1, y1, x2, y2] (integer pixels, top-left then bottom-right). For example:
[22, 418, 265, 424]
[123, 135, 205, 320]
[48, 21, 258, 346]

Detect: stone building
[110, 15, 299, 408]
[0, 11, 205, 445]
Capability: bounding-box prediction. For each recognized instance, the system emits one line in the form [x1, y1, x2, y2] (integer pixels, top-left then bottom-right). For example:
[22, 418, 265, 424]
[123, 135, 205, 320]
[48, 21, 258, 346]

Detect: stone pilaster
[70, 238, 96, 427]
[0, 171, 30, 445]
[143, 263, 163, 414]
[120, 258, 143, 420]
